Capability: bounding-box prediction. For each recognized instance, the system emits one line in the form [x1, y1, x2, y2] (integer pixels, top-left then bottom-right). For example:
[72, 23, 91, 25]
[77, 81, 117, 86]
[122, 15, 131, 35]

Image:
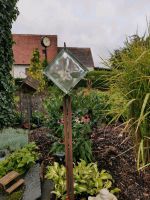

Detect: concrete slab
[22, 163, 41, 200]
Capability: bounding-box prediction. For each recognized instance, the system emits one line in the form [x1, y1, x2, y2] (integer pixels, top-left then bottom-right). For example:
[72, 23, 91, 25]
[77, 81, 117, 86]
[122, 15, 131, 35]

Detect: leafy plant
[107, 33, 150, 169]
[31, 111, 46, 127]
[50, 123, 93, 163]
[44, 87, 63, 137]
[45, 88, 111, 163]
[72, 123, 92, 163]
[0, 0, 19, 128]
[0, 128, 28, 151]
[45, 88, 110, 133]
[72, 89, 110, 125]
[45, 160, 120, 200]
[0, 143, 39, 178]
[14, 111, 22, 126]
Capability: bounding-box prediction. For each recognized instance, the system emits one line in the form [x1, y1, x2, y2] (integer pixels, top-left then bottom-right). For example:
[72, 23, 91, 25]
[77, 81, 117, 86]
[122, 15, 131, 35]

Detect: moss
[6, 190, 23, 200]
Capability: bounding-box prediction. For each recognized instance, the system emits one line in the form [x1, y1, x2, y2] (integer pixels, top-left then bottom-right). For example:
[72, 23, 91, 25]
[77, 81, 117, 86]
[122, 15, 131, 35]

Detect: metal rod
[63, 95, 74, 200]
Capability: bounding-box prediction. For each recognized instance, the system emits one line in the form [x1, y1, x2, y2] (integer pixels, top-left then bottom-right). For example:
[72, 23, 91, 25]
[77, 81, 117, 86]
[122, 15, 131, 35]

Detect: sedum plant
[45, 160, 120, 200]
[0, 128, 28, 151]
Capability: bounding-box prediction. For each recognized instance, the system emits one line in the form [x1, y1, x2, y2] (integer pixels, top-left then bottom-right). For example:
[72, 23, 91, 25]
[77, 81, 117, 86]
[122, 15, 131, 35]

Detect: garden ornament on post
[44, 43, 88, 200]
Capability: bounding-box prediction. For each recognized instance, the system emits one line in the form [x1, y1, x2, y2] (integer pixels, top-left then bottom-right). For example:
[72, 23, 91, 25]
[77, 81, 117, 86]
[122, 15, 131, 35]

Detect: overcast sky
[12, 0, 150, 67]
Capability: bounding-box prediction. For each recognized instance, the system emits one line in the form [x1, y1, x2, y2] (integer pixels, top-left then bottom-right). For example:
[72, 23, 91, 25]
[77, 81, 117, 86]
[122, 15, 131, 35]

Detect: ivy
[0, 0, 19, 128]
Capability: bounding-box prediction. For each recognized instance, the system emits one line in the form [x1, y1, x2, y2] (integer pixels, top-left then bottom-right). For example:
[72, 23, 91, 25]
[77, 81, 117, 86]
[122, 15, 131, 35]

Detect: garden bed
[30, 126, 150, 200]
[92, 124, 150, 200]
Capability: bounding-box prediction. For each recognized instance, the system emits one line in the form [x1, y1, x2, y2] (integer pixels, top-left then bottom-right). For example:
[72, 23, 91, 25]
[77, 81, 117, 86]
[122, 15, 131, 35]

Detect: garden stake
[44, 43, 87, 200]
[63, 95, 74, 200]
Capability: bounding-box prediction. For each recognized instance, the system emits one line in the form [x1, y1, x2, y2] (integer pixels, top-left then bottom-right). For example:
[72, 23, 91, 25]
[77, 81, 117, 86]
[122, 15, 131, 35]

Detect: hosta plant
[45, 160, 120, 200]
[0, 143, 39, 178]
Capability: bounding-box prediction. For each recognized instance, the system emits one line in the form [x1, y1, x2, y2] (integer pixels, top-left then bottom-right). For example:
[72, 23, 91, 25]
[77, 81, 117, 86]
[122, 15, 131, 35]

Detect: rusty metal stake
[63, 95, 74, 200]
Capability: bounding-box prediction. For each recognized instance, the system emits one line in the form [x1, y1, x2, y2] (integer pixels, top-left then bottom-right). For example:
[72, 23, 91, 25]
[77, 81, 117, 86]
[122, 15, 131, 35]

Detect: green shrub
[85, 70, 111, 90]
[44, 88, 111, 163]
[50, 123, 93, 163]
[106, 87, 128, 123]
[14, 111, 22, 126]
[28, 48, 47, 91]
[0, 143, 39, 177]
[31, 111, 46, 127]
[45, 160, 120, 200]
[44, 91, 63, 131]
[45, 87, 110, 128]
[76, 70, 112, 90]
[0, 128, 28, 151]
[72, 89, 111, 124]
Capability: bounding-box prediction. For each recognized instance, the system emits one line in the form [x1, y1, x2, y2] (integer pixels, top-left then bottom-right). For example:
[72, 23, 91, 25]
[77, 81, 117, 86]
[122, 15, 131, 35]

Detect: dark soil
[29, 127, 55, 167]
[30, 126, 150, 200]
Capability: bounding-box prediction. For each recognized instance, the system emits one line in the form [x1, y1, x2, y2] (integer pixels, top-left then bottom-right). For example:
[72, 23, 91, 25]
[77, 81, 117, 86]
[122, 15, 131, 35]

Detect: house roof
[12, 34, 94, 68]
[12, 34, 57, 65]
[21, 76, 40, 91]
[58, 47, 94, 68]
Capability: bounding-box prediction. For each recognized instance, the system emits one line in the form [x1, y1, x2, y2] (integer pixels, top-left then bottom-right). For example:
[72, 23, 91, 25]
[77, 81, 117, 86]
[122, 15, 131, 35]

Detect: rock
[88, 189, 117, 200]
[22, 163, 41, 200]
[41, 179, 54, 200]
[88, 197, 95, 200]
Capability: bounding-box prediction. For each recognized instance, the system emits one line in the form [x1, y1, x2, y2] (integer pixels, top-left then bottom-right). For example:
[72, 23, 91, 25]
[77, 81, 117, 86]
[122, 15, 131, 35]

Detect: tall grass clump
[107, 34, 150, 170]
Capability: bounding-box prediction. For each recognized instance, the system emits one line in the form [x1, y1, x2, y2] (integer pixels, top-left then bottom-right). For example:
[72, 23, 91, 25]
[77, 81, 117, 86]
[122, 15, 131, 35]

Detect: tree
[0, 0, 19, 128]
[28, 48, 46, 91]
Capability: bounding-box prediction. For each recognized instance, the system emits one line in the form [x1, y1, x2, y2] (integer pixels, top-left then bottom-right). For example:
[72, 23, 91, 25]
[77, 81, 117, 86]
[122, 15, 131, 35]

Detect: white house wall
[12, 65, 29, 78]
[12, 65, 93, 79]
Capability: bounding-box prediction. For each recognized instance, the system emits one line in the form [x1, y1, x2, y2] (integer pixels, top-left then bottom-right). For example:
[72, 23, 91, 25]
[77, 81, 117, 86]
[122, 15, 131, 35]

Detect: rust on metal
[63, 95, 74, 200]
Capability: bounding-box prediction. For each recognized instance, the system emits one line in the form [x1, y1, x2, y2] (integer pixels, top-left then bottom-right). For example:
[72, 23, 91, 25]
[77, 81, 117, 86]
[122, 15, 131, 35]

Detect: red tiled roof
[13, 34, 57, 65]
[12, 34, 94, 68]
[58, 47, 94, 68]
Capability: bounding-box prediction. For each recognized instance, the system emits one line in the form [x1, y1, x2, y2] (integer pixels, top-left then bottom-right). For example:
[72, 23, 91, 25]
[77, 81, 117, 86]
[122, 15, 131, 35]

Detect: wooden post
[63, 95, 74, 200]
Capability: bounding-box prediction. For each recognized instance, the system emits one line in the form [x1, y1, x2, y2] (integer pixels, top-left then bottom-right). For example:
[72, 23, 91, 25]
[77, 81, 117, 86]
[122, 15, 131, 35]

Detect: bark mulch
[29, 126, 150, 200]
[92, 124, 150, 200]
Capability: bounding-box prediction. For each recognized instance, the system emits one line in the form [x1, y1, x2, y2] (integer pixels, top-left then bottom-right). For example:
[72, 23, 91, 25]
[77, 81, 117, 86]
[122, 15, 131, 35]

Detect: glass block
[44, 48, 88, 94]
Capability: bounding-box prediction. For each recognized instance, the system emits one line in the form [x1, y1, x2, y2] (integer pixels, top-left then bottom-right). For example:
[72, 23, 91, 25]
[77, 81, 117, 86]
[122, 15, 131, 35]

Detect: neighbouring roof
[58, 47, 94, 68]
[12, 34, 94, 69]
[13, 34, 57, 65]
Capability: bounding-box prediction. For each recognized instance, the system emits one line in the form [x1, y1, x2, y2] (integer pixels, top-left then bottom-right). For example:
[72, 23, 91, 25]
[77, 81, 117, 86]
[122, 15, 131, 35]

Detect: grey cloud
[12, 0, 150, 67]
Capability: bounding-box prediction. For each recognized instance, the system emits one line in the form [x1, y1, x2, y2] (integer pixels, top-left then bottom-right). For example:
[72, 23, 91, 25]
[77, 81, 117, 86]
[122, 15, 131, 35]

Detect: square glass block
[44, 48, 88, 94]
